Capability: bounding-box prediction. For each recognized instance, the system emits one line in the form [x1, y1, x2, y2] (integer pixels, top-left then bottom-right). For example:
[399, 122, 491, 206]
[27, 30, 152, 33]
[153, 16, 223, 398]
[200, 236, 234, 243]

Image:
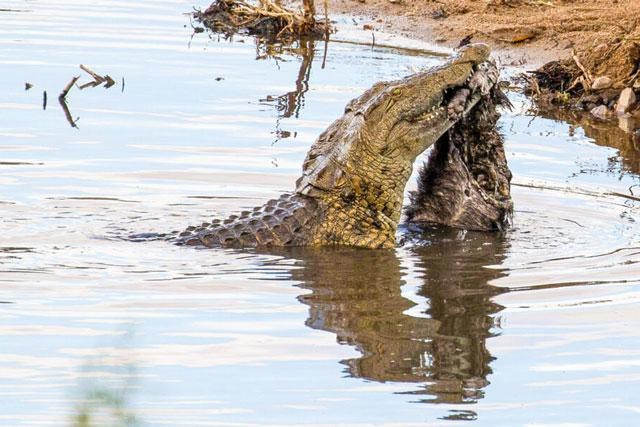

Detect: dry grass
[196, 0, 328, 40]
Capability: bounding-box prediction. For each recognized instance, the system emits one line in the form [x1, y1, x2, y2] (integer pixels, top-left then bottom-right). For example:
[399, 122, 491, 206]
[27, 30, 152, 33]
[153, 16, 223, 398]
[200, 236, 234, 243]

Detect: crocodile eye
[392, 88, 402, 96]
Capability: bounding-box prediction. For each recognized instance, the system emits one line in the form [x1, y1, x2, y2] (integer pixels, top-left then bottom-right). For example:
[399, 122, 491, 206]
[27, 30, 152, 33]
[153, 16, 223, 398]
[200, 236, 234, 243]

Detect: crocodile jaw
[296, 44, 495, 198]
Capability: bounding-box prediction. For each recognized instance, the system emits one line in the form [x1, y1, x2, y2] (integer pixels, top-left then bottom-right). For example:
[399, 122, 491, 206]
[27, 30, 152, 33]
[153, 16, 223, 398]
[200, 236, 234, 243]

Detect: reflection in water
[410, 230, 506, 406]
[537, 107, 640, 176]
[59, 96, 79, 128]
[197, 18, 318, 131]
[55, 66, 120, 128]
[256, 38, 316, 142]
[277, 229, 508, 406]
[4, 1, 640, 423]
[258, 39, 315, 120]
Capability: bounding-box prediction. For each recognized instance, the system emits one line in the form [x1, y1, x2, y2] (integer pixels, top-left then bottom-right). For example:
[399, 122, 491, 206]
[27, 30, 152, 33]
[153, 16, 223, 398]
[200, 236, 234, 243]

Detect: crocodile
[168, 43, 507, 249]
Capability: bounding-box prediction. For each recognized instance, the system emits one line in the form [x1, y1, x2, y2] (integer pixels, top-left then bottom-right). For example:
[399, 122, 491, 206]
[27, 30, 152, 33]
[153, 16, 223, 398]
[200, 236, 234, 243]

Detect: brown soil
[329, 0, 640, 123]
[330, 0, 638, 63]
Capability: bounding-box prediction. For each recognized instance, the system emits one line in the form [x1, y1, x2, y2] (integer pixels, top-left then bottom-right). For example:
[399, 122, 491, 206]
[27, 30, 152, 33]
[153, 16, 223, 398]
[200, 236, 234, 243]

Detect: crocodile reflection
[278, 228, 508, 404]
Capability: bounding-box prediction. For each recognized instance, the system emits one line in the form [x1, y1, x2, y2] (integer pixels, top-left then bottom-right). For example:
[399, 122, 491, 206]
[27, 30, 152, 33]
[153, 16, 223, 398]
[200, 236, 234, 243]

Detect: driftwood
[55, 65, 117, 128]
[59, 76, 80, 100]
[58, 76, 80, 128]
[79, 64, 116, 89]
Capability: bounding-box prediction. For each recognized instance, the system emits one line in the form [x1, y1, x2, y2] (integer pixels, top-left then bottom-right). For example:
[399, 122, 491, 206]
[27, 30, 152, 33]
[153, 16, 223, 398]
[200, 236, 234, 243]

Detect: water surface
[1, 1, 640, 425]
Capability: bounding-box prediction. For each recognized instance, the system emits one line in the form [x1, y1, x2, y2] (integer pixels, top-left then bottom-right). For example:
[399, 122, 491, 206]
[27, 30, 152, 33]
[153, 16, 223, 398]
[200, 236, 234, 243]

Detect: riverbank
[330, 0, 637, 65]
[329, 0, 640, 127]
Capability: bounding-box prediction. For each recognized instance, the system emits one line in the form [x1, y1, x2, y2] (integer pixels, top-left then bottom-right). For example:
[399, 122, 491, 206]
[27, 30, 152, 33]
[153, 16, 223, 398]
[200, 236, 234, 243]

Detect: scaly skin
[175, 44, 496, 249]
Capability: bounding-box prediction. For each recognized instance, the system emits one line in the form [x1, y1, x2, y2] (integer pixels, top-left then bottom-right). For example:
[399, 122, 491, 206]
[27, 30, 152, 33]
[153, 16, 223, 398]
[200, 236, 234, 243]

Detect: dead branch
[104, 75, 116, 89]
[80, 64, 106, 83]
[78, 81, 100, 90]
[571, 50, 592, 84]
[59, 76, 80, 100]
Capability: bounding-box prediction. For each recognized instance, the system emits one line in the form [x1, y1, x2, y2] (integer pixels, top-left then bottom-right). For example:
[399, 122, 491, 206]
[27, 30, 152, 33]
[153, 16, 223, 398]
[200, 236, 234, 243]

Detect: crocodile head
[295, 43, 499, 247]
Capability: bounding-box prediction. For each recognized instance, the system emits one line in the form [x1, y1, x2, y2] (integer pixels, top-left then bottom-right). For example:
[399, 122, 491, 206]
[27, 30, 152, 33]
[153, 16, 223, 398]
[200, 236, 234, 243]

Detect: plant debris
[55, 64, 119, 128]
[524, 29, 640, 128]
[58, 75, 81, 128]
[79, 64, 116, 89]
[194, 0, 330, 42]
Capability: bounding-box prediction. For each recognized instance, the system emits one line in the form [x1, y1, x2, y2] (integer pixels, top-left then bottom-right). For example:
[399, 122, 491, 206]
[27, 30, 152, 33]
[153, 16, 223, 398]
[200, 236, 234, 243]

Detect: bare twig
[80, 64, 106, 83]
[512, 182, 640, 203]
[627, 67, 640, 86]
[59, 76, 80, 100]
[571, 50, 592, 84]
[323, 0, 329, 35]
[566, 74, 586, 92]
[78, 80, 100, 90]
[103, 75, 116, 89]
[58, 76, 81, 128]
[610, 191, 640, 202]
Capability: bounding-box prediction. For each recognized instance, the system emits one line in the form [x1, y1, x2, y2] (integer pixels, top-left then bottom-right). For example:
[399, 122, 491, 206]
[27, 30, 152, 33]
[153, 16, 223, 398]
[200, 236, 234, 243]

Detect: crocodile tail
[175, 193, 320, 248]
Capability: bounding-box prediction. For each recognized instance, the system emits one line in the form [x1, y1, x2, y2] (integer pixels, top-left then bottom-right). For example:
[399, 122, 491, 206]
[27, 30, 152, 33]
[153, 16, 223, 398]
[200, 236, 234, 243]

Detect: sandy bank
[330, 0, 638, 65]
[329, 0, 639, 128]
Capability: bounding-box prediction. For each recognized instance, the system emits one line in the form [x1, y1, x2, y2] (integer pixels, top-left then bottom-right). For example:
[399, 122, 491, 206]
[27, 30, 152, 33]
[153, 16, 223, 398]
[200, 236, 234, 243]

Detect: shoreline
[328, 0, 567, 68]
[194, 0, 639, 129]
[327, 0, 639, 130]
[328, 0, 639, 67]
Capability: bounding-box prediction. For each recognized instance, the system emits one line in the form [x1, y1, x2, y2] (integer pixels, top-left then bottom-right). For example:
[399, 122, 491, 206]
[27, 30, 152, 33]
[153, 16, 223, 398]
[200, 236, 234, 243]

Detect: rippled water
[2, 1, 640, 425]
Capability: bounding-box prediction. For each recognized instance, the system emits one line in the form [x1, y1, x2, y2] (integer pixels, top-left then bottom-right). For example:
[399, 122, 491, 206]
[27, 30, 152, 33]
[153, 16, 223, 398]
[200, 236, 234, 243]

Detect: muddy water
[1, 0, 640, 425]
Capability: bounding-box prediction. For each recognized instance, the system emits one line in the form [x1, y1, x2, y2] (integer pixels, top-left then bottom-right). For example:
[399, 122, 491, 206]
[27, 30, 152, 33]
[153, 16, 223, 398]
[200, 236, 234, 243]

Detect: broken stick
[571, 50, 592, 84]
[79, 64, 105, 83]
[59, 76, 80, 100]
[103, 75, 116, 89]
